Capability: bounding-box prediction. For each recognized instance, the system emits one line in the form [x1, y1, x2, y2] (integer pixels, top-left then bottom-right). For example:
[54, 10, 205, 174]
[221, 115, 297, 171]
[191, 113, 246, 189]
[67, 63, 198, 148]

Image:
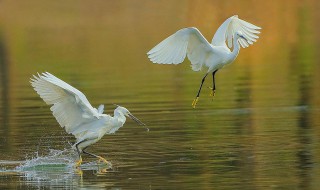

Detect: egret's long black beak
[128, 113, 146, 126]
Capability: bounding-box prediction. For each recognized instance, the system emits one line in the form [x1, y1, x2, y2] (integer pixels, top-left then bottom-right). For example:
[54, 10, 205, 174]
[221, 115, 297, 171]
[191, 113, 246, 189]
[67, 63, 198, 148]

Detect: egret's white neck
[231, 36, 241, 59]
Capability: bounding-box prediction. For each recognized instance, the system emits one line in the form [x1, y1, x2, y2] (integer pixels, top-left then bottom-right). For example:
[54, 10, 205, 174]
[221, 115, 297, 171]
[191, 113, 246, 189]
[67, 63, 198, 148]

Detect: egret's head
[114, 105, 145, 126]
[235, 31, 247, 42]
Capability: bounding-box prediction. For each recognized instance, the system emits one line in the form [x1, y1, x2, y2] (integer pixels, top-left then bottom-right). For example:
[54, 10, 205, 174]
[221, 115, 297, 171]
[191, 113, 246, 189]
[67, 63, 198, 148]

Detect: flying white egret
[30, 72, 145, 167]
[147, 15, 261, 108]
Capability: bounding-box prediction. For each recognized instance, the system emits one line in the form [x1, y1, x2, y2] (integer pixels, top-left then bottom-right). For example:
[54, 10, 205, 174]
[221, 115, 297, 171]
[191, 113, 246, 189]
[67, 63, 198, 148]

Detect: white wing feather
[97, 104, 104, 114]
[147, 27, 213, 71]
[30, 72, 101, 135]
[212, 15, 261, 49]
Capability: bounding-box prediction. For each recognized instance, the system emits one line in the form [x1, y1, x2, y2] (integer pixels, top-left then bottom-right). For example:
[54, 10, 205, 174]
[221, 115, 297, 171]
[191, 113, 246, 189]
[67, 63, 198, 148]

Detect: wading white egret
[30, 72, 145, 167]
[147, 15, 261, 108]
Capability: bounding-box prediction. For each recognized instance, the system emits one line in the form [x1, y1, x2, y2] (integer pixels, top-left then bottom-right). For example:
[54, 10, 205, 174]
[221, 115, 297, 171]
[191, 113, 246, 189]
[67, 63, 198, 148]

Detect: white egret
[30, 72, 145, 167]
[147, 15, 261, 108]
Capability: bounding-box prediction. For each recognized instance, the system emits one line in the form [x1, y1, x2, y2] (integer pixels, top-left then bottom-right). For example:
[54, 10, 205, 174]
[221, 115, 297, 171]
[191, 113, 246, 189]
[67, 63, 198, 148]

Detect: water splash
[12, 148, 78, 184]
[0, 148, 113, 188]
[16, 148, 77, 172]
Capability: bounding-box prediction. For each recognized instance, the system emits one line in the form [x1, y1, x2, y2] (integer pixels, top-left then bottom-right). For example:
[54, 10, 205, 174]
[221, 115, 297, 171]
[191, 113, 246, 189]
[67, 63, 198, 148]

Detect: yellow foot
[192, 97, 199, 108]
[75, 157, 82, 167]
[97, 168, 108, 174]
[75, 167, 83, 176]
[97, 156, 109, 164]
[208, 87, 215, 100]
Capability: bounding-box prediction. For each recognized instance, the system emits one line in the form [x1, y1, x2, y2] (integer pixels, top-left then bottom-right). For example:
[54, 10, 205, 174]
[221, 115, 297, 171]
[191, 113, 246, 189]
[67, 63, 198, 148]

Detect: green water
[0, 0, 319, 189]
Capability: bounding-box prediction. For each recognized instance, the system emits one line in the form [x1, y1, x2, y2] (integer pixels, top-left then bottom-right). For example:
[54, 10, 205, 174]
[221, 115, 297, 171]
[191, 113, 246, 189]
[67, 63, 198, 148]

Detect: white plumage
[211, 15, 261, 48]
[30, 72, 145, 166]
[147, 15, 261, 108]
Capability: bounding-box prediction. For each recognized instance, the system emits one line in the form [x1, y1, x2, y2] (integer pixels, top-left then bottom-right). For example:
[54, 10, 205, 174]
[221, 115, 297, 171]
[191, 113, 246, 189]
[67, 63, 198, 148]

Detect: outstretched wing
[30, 72, 101, 135]
[147, 27, 213, 71]
[212, 15, 261, 48]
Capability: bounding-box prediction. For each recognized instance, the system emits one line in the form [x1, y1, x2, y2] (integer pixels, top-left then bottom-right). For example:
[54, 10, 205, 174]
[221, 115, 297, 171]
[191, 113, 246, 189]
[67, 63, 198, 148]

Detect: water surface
[0, 0, 320, 189]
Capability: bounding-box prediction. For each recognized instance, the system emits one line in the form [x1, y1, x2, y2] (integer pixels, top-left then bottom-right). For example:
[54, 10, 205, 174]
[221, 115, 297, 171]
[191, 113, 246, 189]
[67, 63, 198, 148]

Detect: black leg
[192, 73, 209, 108]
[196, 73, 209, 98]
[209, 70, 218, 98]
[212, 70, 218, 92]
[75, 140, 85, 159]
[82, 147, 109, 164]
[83, 148, 100, 159]
[74, 140, 87, 167]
